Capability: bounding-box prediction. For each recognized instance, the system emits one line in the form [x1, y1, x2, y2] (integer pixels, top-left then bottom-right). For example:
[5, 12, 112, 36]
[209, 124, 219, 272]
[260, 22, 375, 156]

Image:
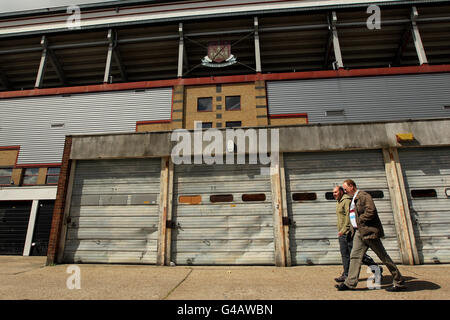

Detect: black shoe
[335, 283, 352, 291]
[334, 275, 347, 283]
[385, 285, 406, 292]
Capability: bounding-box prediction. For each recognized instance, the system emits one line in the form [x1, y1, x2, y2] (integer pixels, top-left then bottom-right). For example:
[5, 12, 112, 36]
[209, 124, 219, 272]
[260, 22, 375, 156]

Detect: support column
[178, 23, 184, 78]
[254, 17, 262, 73]
[382, 147, 419, 265]
[47, 136, 73, 265]
[104, 29, 114, 83]
[270, 152, 288, 267]
[35, 36, 49, 88]
[331, 11, 344, 69]
[157, 156, 174, 266]
[411, 6, 428, 65]
[23, 200, 39, 256]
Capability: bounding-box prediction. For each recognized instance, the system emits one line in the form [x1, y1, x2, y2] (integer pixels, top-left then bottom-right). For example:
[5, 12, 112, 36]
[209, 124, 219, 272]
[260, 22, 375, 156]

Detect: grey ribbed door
[63, 159, 161, 264]
[171, 162, 274, 265]
[284, 150, 401, 265]
[399, 147, 450, 264]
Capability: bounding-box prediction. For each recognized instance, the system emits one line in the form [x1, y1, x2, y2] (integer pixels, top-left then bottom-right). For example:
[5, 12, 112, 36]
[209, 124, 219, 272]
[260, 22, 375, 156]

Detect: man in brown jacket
[333, 186, 381, 283]
[335, 179, 406, 292]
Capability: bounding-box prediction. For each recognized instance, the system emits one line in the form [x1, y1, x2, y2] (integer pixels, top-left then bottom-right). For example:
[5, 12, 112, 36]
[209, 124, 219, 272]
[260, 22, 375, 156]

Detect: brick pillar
[46, 136, 72, 265]
[172, 85, 185, 129]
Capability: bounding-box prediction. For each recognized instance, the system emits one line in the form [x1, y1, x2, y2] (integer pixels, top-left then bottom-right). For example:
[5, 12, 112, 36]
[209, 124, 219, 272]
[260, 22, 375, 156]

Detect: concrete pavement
[0, 256, 448, 300]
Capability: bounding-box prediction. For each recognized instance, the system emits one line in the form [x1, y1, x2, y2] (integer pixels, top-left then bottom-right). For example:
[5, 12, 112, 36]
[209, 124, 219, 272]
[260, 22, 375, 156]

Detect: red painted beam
[1, 64, 450, 99]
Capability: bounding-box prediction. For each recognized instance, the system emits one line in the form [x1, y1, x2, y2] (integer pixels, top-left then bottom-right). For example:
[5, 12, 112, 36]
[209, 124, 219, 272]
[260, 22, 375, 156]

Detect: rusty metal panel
[399, 147, 450, 264]
[284, 150, 402, 265]
[171, 162, 274, 265]
[63, 158, 161, 264]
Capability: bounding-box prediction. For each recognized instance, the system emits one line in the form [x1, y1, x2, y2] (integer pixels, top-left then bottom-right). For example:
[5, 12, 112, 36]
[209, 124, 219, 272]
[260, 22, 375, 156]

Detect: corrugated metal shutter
[0, 87, 172, 165]
[172, 161, 274, 265]
[267, 73, 450, 123]
[63, 158, 161, 264]
[0, 201, 32, 255]
[399, 147, 450, 264]
[284, 150, 401, 265]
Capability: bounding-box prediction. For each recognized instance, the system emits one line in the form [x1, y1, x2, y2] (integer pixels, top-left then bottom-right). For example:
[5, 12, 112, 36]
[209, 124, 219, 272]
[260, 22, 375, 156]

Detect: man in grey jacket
[335, 179, 406, 292]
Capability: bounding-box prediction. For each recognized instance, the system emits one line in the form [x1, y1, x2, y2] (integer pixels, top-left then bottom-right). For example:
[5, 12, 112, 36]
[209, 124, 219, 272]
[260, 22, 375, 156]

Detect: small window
[46, 167, 60, 185]
[0, 168, 12, 185]
[226, 121, 242, 128]
[226, 96, 241, 111]
[366, 190, 384, 199]
[23, 168, 39, 185]
[196, 122, 213, 129]
[326, 110, 345, 117]
[179, 195, 202, 205]
[325, 192, 335, 200]
[445, 188, 450, 198]
[293, 193, 317, 201]
[210, 194, 233, 203]
[411, 189, 437, 198]
[242, 194, 266, 202]
[197, 97, 213, 112]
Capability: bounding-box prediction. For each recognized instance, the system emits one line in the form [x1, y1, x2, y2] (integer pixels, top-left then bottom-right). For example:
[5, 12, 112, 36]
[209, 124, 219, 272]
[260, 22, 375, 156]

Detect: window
[46, 167, 60, 184]
[179, 195, 202, 205]
[226, 96, 241, 111]
[226, 121, 242, 128]
[366, 190, 384, 199]
[325, 192, 335, 200]
[326, 110, 345, 117]
[23, 168, 39, 185]
[411, 189, 437, 198]
[195, 122, 213, 129]
[242, 194, 266, 202]
[210, 194, 233, 203]
[292, 193, 317, 201]
[197, 97, 213, 112]
[0, 168, 12, 185]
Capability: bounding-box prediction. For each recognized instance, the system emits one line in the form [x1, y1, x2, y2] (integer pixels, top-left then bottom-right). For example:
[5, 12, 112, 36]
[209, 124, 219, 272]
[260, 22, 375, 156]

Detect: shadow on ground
[357, 276, 441, 292]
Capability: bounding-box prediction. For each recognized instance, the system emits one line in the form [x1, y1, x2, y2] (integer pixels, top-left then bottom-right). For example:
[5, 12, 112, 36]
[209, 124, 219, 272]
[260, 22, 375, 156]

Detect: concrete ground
[0, 256, 448, 300]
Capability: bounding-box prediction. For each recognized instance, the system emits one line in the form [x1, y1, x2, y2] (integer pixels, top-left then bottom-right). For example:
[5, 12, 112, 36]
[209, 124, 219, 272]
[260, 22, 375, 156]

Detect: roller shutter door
[284, 150, 401, 265]
[63, 159, 161, 264]
[399, 147, 450, 264]
[30, 200, 55, 256]
[171, 162, 274, 265]
[0, 201, 32, 255]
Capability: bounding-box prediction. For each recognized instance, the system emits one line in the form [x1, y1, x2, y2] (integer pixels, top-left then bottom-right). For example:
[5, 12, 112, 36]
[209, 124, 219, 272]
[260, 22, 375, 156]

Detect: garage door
[63, 159, 161, 264]
[171, 162, 274, 265]
[284, 150, 401, 265]
[399, 147, 450, 264]
[0, 201, 32, 255]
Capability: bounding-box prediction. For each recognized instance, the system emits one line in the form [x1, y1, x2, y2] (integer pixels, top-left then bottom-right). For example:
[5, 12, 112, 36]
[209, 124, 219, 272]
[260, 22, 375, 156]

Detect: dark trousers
[339, 232, 378, 277]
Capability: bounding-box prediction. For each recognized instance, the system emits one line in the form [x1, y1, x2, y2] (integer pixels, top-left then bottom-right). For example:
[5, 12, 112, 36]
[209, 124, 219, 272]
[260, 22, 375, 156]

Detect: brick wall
[46, 136, 72, 265]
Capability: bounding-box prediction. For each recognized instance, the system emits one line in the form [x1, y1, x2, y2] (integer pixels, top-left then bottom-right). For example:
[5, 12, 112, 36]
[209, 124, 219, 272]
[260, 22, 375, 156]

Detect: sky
[0, 0, 122, 14]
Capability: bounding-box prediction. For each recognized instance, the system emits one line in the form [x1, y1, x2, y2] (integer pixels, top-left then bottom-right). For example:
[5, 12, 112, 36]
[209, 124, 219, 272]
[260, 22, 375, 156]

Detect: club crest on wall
[202, 41, 237, 67]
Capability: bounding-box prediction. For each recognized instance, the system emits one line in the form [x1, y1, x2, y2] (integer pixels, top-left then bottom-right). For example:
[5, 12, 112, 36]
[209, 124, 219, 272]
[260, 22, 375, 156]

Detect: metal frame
[0, 5, 445, 89]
